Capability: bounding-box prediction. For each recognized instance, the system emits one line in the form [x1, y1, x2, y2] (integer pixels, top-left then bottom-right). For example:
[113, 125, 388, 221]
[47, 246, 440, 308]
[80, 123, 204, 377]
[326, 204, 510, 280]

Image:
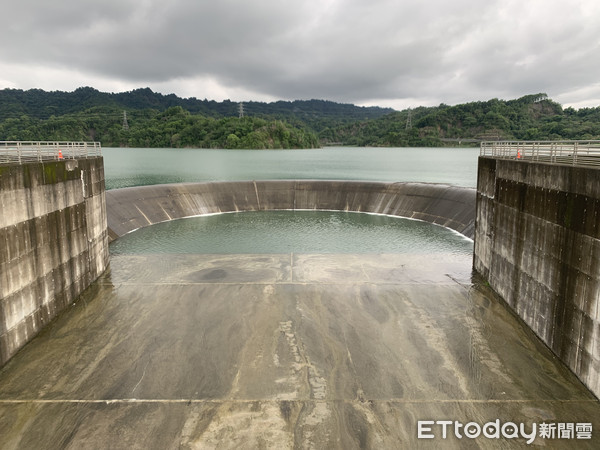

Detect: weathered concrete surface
[0, 158, 108, 366]
[105, 181, 476, 241]
[474, 156, 600, 399]
[0, 253, 598, 448]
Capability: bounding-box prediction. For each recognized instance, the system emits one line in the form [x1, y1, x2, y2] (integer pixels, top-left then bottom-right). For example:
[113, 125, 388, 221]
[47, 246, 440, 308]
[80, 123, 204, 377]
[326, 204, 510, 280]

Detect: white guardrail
[480, 140, 600, 167]
[0, 141, 102, 164]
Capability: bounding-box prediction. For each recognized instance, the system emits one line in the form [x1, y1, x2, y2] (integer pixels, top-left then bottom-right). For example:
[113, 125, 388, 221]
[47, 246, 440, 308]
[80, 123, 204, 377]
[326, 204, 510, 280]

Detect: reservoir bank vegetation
[0, 88, 599, 149]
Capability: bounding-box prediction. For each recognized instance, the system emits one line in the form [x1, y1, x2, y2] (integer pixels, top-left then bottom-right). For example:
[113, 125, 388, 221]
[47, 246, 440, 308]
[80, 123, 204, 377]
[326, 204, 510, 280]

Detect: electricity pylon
[122, 111, 129, 131]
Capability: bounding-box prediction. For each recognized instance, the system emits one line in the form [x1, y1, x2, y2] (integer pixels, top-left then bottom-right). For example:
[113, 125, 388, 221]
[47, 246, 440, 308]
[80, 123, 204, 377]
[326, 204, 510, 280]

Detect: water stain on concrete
[0, 253, 598, 448]
[199, 268, 228, 280]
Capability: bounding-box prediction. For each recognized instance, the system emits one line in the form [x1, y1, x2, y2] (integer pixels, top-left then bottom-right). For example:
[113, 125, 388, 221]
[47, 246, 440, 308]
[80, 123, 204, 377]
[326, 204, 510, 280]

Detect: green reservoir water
[109, 210, 473, 255]
[103, 146, 479, 190]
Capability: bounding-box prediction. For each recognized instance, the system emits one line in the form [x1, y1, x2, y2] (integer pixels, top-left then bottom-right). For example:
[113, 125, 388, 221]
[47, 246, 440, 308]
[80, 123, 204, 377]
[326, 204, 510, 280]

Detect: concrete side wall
[474, 156, 600, 398]
[0, 158, 108, 366]
[105, 181, 476, 240]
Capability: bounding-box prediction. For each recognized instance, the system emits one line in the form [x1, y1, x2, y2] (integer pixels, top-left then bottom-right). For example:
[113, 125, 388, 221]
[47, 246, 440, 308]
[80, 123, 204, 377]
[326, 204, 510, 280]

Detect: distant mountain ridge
[1, 87, 599, 147]
[0, 87, 395, 124]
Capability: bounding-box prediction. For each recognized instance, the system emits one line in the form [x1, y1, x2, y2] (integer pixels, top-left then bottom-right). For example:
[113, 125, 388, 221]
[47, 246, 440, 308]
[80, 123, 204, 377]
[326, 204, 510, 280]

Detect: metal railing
[0, 141, 102, 165]
[480, 140, 600, 167]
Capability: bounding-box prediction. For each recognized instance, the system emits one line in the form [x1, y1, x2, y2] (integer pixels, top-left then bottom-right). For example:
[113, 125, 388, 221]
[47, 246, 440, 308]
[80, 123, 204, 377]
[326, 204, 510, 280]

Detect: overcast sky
[1, 0, 599, 110]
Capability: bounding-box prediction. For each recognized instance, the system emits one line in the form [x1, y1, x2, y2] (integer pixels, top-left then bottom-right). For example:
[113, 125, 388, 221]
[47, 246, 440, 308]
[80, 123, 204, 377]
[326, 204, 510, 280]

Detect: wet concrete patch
[291, 253, 473, 284]
[101, 253, 293, 285]
[0, 253, 599, 448]
[1, 399, 598, 449]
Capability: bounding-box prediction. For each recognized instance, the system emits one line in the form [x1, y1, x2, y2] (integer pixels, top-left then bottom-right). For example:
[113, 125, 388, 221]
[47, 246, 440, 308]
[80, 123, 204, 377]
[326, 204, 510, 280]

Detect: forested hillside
[0, 88, 599, 148]
[0, 104, 319, 149]
[0, 87, 391, 148]
[320, 94, 600, 146]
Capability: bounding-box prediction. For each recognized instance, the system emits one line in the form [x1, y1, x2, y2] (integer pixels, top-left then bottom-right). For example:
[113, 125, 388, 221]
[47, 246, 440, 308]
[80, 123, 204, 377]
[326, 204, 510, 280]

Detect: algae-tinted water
[102, 147, 479, 189]
[109, 210, 473, 255]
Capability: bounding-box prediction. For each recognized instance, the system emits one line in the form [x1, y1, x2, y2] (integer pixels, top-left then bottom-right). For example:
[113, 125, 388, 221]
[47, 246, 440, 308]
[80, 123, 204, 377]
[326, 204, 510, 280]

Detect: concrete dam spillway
[105, 174, 599, 402]
[2, 150, 600, 447]
[104, 180, 477, 241]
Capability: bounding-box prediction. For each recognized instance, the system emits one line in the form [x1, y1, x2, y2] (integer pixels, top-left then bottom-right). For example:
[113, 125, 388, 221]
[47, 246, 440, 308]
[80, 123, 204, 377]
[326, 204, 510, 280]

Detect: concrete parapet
[474, 156, 600, 398]
[104, 181, 476, 240]
[0, 158, 108, 366]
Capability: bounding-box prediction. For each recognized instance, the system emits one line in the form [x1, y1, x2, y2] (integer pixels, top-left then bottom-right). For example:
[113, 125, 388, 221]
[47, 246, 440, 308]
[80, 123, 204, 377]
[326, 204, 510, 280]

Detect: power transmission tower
[122, 111, 129, 131]
[238, 102, 245, 118]
[405, 109, 412, 130]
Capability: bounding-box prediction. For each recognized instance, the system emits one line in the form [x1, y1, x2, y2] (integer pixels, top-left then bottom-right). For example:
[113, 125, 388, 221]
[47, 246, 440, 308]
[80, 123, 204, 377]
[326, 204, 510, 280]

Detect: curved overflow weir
[1, 180, 599, 448]
[104, 180, 477, 241]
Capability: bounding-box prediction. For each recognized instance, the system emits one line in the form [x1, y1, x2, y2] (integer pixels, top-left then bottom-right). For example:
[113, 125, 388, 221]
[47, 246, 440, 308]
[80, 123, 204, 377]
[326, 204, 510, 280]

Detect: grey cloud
[1, 0, 599, 107]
